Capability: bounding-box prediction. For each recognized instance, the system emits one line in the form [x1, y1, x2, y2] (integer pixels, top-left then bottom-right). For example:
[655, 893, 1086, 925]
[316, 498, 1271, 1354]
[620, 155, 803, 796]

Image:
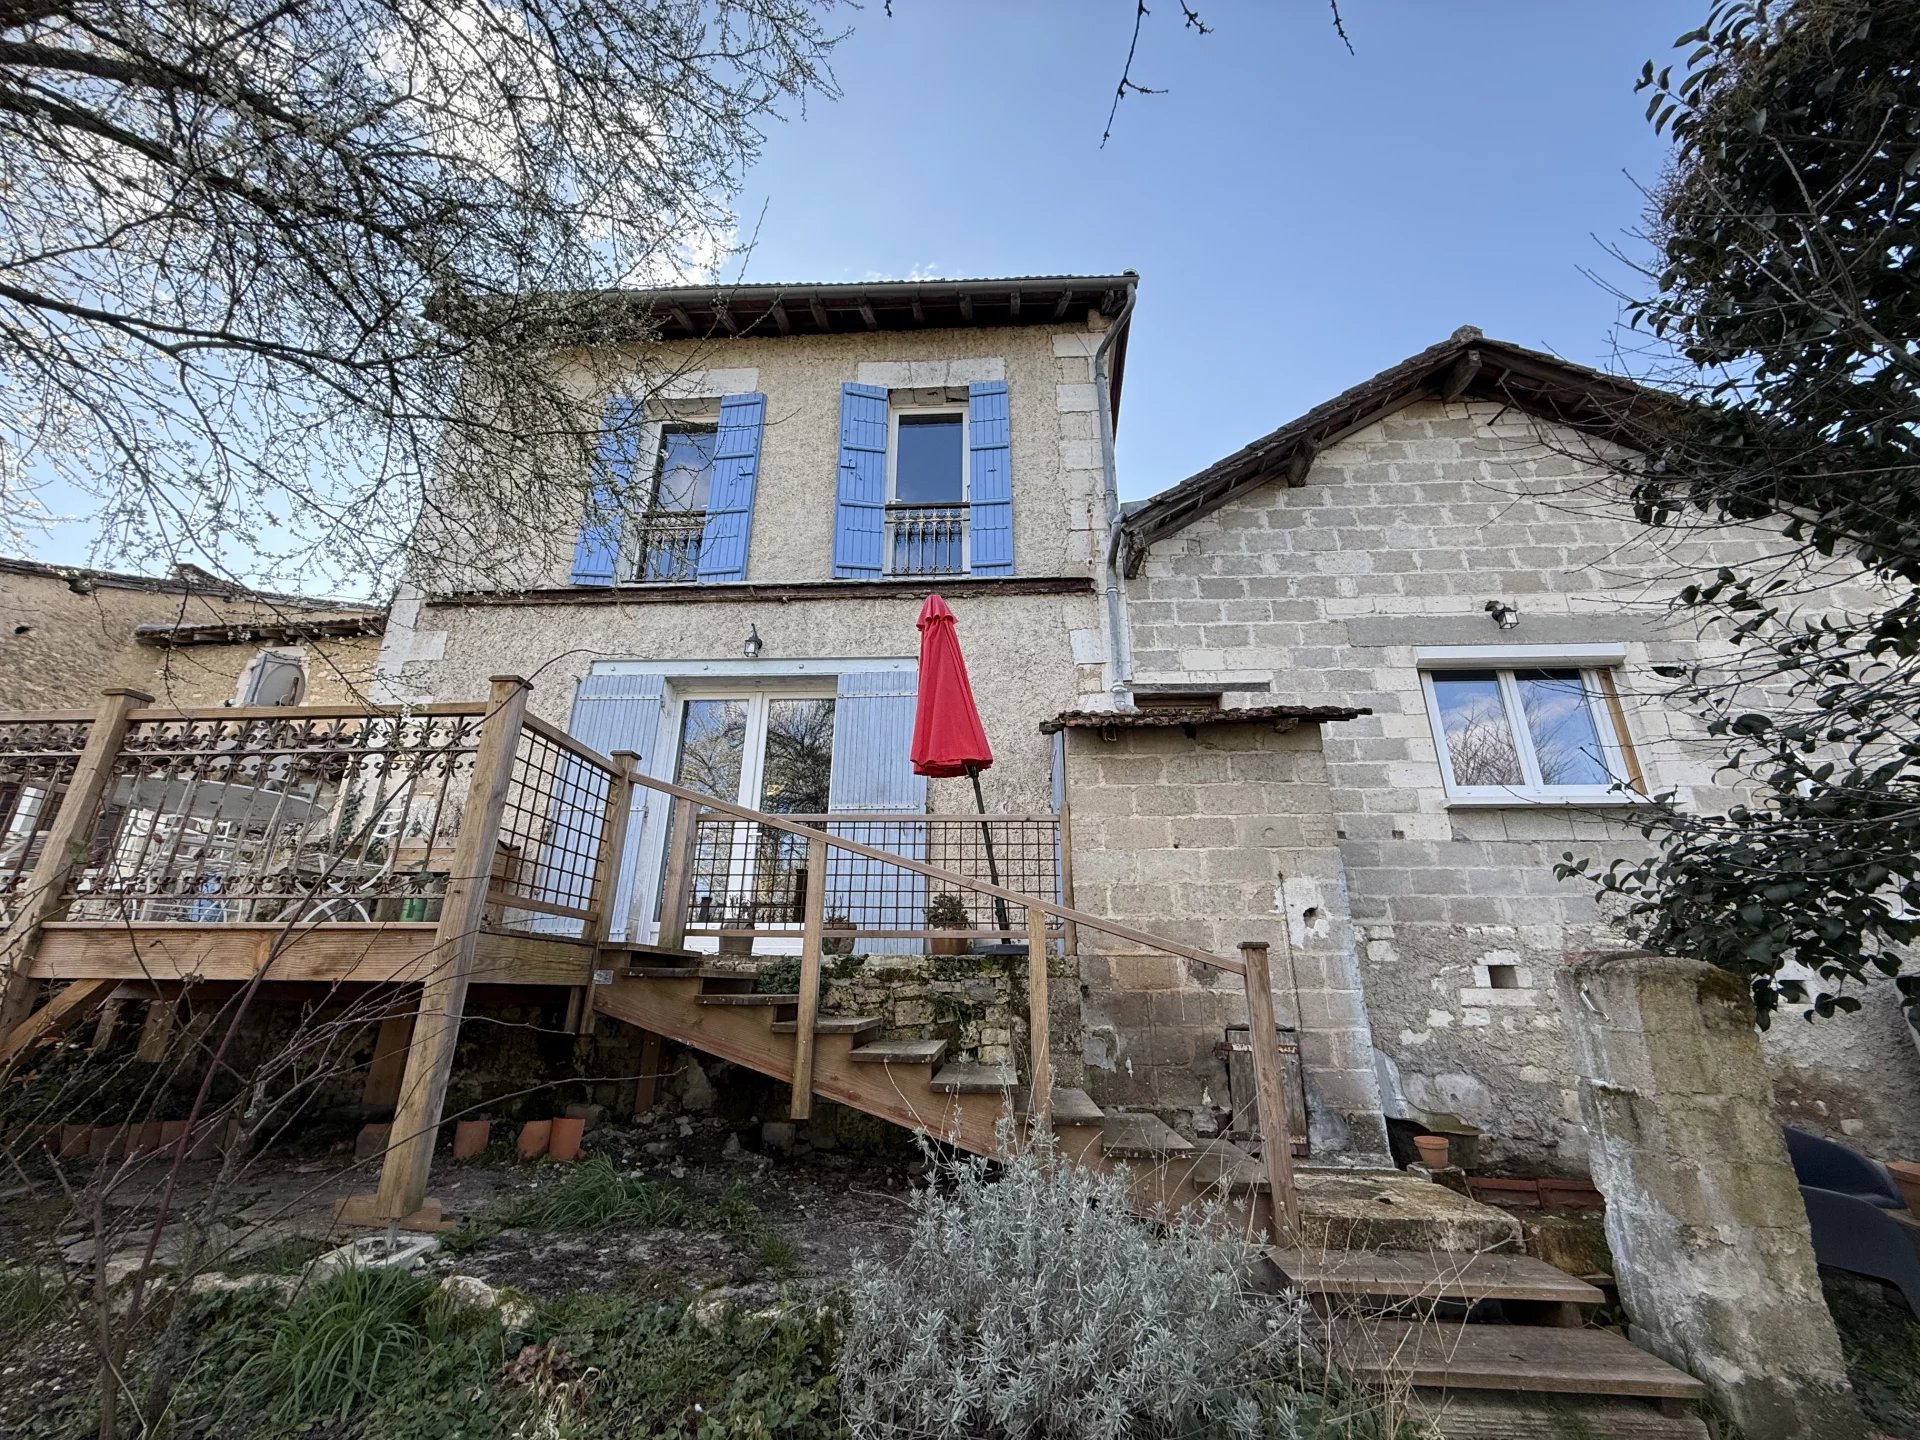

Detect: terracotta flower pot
[516, 1119, 552, 1159]
[57, 1124, 90, 1160]
[547, 1116, 585, 1163]
[453, 1119, 491, 1161]
[1413, 1134, 1450, 1170]
[930, 932, 970, 957]
[157, 1121, 189, 1152]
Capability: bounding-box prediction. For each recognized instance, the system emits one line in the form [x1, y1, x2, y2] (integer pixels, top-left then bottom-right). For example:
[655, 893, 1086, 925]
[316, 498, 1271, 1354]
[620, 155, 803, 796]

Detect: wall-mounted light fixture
[742, 624, 764, 659]
[1485, 599, 1520, 631]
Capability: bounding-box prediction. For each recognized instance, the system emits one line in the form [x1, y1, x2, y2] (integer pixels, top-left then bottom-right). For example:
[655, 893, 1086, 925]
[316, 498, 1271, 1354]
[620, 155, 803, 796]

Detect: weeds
[491, 1157, 703, 1230]
[0, 1265, 70, 1343]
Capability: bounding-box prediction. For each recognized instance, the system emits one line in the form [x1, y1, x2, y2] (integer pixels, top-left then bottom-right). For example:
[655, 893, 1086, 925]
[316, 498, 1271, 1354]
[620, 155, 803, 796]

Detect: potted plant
[822, 912, 857, 957]
[927, 892, 972, 956]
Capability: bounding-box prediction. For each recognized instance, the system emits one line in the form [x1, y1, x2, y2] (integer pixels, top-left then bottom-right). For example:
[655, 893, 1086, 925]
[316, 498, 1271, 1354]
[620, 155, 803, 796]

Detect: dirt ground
[0, 1106, 920, 1436]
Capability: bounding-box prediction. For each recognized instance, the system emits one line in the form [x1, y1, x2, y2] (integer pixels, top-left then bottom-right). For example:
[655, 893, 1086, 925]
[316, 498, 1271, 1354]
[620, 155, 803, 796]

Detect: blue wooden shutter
[565, 672, 668, 942]
[833, 384, 889, 578]
[826, 670, 926, 954]
[572, 398, 638, 585]
[696, 392, 765, 582]
[967, 381, 1013, 575]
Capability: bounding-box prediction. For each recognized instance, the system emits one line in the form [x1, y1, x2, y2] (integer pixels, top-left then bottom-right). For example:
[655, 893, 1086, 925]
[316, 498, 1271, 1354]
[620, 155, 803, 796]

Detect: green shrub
[490, 1157, 703, 1230]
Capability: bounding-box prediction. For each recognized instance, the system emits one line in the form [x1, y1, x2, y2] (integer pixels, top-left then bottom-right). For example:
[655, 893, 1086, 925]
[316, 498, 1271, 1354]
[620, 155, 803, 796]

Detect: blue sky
[30, 0, 1686, 575]
[734, 0, 1684, 502]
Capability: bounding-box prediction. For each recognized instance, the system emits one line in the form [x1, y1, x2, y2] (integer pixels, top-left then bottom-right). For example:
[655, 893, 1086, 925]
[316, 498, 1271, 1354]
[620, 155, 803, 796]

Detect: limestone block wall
[1125, 397, 1920, 1168]
[0, 562, 384, 711]
[1062, 721, 1388, 1157]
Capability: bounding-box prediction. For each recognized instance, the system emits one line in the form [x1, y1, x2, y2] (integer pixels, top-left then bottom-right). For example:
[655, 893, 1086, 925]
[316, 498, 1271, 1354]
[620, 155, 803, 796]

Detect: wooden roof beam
[1440, 348, 1482, 402]
[1050, 291, 1074, 320]
[808, 297, 831, 330]
[958, 294, 973, 323]
[857, 297, 878, 330]
[769, 301, 791, 334]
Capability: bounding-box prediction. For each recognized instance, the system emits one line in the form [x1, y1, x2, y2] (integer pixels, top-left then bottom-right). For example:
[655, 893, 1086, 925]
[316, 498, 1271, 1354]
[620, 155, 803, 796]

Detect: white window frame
[884, 403, 971, 577]
[1417, 646, 1644, 805]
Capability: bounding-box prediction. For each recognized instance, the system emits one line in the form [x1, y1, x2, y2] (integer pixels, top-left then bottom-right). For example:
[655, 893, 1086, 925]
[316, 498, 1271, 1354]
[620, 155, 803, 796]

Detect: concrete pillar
[1558, 953, 1865, 1440]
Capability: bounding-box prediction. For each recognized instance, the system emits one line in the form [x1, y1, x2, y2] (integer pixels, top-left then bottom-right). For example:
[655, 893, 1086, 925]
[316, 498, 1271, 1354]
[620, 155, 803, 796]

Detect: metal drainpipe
[1091, 278, 1138, 706]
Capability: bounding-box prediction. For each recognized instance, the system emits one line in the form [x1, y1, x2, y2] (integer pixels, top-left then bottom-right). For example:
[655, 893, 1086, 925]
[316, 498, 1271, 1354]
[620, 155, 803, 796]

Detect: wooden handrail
[626, 769, 1243, 977]
[520, 714, 622, 775]
[689, 811, 1061, 825]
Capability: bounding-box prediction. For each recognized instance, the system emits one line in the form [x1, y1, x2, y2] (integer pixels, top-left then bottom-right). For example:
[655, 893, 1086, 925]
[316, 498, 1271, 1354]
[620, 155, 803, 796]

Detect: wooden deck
[26, 922, 596, 987]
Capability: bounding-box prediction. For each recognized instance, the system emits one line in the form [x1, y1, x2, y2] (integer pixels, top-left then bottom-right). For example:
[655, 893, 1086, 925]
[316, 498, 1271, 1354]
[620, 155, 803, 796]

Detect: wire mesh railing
[58, 708, 484, 924]
[0, 716, 92, 926]
[490, 719, 618, 938]
[681, 813, 1060, 940]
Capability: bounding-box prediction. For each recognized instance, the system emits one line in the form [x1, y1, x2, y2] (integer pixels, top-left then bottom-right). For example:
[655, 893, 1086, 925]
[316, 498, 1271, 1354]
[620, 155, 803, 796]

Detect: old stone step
[849, 1038, 948, 1066]
[1270, 1248, 1604, 1307]
[929, 1062, 1017, 1093]
[1100, 1112, 1193, 1160]
[1327, 1319, 1707, 1403]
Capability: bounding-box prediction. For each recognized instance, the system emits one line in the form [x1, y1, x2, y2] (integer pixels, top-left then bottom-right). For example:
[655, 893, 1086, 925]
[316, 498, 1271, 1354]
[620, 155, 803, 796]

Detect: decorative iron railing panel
[60, 710, 482, 924]
[0, 717, 92, 924]
[885, 503, 968, 577]
[631, 512, 704, 583]
[682, 813, 1059, 939]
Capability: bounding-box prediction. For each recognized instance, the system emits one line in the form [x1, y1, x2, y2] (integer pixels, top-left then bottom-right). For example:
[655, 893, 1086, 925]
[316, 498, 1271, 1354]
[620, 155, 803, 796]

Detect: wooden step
[696, 991, 799, 1007]
[929, 1061, 1016, 1093]
[626, 966, 708, 979]
[850, 1038, 949, 1066]
[1272, 1249, 1603, 1308]
[1185, 1136, 1267, 1189]
[1100, 1112, 1194, 1159]
[601, 940, 702, 963]
[770, 1015, 884, 1038]
[1328, 1319, 1707, 1403]
[1027, 1086, 1103, 1127]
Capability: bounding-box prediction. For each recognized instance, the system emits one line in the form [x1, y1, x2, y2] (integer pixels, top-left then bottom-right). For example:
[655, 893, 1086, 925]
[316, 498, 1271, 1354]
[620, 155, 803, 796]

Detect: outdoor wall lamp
[742, 624, 764, 659]
[1485, 600, 1520, 630]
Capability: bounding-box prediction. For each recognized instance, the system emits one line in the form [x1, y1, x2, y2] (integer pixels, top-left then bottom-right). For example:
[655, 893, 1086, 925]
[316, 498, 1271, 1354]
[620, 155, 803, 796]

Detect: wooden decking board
[1329, 1320, 1706, 1401]
[1101, 1112, 1194, 1159]
[850, 1039, 949, 1065]
[929, 1061, 1017, 1093]
[1272, 1249, 1603, 1306]
[769, 1015, 883, 1036]
[1035, 1086, 1104, 1126]
[695, 992, 799, 1007]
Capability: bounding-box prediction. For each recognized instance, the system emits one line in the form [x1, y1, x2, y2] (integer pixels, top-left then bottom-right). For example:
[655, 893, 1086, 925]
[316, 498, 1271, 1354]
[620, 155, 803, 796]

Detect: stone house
[378, 275, 1131, 954]
[1096, 325, 1920, 1169]
[363, 279, 1917, 1174]
[0, 556, 385, 711]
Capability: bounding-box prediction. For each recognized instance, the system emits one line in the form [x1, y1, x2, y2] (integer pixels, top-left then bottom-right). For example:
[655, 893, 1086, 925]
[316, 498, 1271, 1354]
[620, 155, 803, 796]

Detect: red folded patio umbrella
[911, 594, 1010, 932]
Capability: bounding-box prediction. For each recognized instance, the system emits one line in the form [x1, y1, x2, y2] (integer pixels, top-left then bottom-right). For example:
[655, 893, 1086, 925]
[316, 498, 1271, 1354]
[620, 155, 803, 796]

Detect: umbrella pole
[967, 765, 1013, 935]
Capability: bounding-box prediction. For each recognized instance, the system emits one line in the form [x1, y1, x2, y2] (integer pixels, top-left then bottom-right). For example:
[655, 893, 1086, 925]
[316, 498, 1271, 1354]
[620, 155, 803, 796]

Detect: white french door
[643, 687, 836, 949]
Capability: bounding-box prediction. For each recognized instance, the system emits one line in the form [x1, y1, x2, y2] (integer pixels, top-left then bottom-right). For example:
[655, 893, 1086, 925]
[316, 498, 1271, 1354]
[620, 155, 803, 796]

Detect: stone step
[1270, 1248, 1604, 1307]
[1100, 1112, 1193, 1159]
[695, 992, 799, 1007]
[1327, 1319, 1707, 1404]
[849, 1038, 948, 1066]
[768, 1015, 884, 1038]
[929, 1062, 1017, 1093]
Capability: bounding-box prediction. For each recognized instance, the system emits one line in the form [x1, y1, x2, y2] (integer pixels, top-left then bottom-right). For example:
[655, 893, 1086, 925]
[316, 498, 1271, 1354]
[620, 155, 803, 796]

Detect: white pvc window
[1420, 665, 1641, 803]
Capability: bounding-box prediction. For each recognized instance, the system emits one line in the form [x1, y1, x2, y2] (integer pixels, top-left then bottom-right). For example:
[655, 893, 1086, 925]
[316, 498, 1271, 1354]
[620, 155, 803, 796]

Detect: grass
[0, 1265, 70, 1343]
[1826, 1274, 1920, 1438]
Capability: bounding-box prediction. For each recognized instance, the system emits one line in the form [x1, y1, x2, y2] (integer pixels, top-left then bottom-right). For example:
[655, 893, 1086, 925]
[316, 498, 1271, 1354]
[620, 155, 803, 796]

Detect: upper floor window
[888, 407, 969, 576]
[632, 421, 719, 582]
[1419, 657, 1643, 803]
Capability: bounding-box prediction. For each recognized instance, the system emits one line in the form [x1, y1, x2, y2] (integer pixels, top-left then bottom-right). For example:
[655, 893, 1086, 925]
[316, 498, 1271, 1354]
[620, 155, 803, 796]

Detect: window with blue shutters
[825, 670, 926, 954]
[571, 394, 765, 586]
[833, 381, 1015, 579]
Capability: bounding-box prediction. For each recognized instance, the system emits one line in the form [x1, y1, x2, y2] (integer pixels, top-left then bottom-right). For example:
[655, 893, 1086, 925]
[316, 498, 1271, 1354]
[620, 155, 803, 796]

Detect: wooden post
[655, 797, 698, 950]
[789, 832, 827, 1121]
[632, 1030, 665, 1114]
[1238, 940, 1301, 1240]
[375, 676, 529, 1220]
[134, 993, 177, 1062]
[572, 750, 638, 1035]
[362, 1010, 415, 1107]
[1026, 903, 1052, 1134]
[0, 687, 150, 1032]
[1055, 795, 1079, 960]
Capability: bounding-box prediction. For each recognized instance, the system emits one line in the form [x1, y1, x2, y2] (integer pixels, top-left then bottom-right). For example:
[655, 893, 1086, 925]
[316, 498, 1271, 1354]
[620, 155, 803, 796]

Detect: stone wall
[0, 560, 384, 711]
[1062, 720, 1388, 1157]
[1124, 397, 1920, 1167]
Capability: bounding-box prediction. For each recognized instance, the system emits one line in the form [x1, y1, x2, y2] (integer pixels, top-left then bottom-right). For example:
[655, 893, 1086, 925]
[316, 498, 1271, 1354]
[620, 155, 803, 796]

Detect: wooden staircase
[594, 943, 1272, 1231]
[1275, 1248, 1710, 1438]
